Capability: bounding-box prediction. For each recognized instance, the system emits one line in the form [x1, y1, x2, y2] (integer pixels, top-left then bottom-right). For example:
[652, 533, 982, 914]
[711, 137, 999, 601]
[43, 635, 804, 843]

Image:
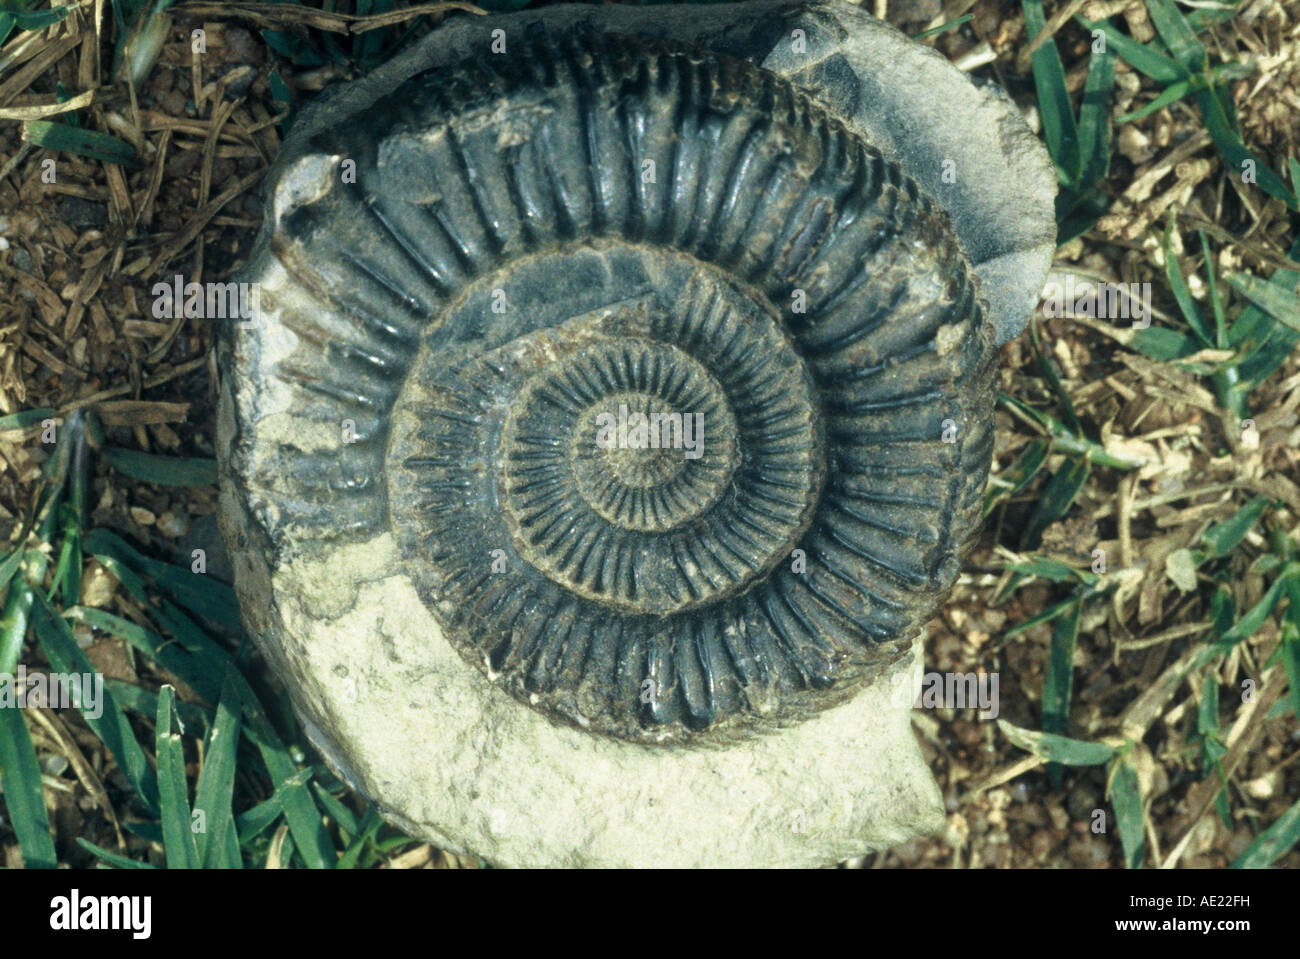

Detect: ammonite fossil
[228, 28, 996, 745]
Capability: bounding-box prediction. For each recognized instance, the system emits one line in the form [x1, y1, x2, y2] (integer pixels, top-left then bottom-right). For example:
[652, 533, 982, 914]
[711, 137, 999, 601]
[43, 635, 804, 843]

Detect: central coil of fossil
[392, 250, 823, 621]
[261, 32, 997, 743]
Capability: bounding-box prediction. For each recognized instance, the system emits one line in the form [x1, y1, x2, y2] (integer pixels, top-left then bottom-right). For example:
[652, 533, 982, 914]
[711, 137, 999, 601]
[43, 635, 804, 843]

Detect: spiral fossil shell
[230, 31, 997, 744]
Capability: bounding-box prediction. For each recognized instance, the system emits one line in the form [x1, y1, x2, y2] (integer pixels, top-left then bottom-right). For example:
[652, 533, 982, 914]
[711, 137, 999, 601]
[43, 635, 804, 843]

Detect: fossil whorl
[231, 30, 998, 744]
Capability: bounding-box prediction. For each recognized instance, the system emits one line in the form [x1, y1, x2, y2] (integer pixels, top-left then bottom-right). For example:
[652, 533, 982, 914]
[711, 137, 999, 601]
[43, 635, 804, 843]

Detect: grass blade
[913, 13, 972, 40]
[0, 408, 57, 432]
[0, 554, 35, 677]
[1201, 497, 1270, 558]
[1109, 756, 1146, 868]
[2, 5, 75, 29]
[76, 837, 158, 868]
[1042, 600, 1082, 791]
[1226, 271, 1300, 334]
[267, 69, 295, 130]
[69, 605, 218, 702]
[1162, 221, 1213, 346]
[83, 528, 240, 631]
[1023, 456, 1091, 549]
[1196, 674, 1232, 829]
[1232, 796, 1300, 867]
[193, 668, 242, 868]
[1229, 235, 1300, 385]
[1131, 325, 1200, 361]
[238, 697, 334, 869]
[101, 447, 218, 487]
[1078, 15, 1186, 84]
[78, 549, 334, 867]
[984, 438, 1048, 514]
[999, 720, 1118, 765]
[22, 120, 138, 166]
[312, 781, 359, 836]
[999, 392, 1144, 469]
[1195, 563, 1300, 667]
[143, 603, 335, 868]
[1220, 565, 1298, 646]
[156, 685, 199, 869]
[335, 805, 382, 869]
[1281, 624, 1300, 726]
[1196, 87, 1297, 210]
[32, 594, 160, 815]
[1281, 581, 1300, 725]
[1116, 76, 1194, 123]
[1024, 0, 1079, 185]
[235, 792, 286, 845]
[1187, 3, 1245, 30]
[0, 678, 58, 868]
[1005, 592, 1086, 638]
[1077, 24, 1116, 189]
[1143, 0, 1207, 74]
[1006, 556, 1090, 584]
[1200, 231, 1228, 348]
[1030, 317, 1082, 432]
[104, 678, 214, 731]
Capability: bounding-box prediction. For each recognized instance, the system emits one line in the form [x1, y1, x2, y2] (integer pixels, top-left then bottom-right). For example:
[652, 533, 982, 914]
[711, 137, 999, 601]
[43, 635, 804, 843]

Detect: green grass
[999, 0, 1300, 867]
[0, 412, 427, 867]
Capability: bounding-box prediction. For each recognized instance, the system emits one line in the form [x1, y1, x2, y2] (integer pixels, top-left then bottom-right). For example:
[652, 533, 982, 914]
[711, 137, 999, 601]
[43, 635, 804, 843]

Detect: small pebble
[157, 510, 189, 538]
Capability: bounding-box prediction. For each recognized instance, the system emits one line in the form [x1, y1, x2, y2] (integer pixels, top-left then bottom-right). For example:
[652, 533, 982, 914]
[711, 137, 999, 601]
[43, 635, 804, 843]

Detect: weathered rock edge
[260, 0, 1056, 346]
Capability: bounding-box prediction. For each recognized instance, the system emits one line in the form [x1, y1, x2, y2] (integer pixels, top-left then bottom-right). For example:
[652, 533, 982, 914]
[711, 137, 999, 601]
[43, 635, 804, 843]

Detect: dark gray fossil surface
[225, 32, 995, 743]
